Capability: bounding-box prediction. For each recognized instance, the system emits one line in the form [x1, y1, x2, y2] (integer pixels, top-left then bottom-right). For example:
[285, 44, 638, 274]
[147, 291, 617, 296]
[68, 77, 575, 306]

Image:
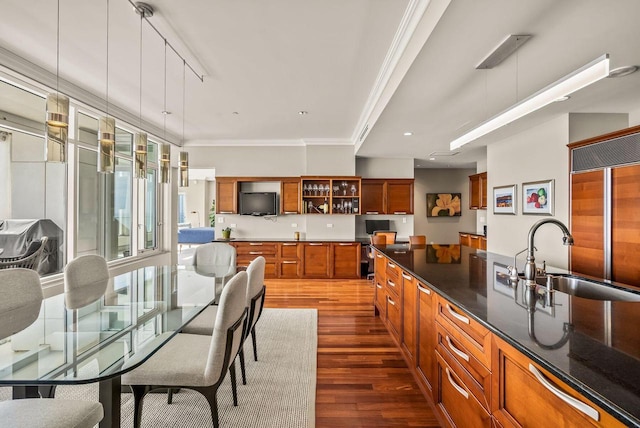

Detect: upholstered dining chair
[409, 235, 427, 246]
[367, 235, 387, 281]
[122, 271, 249, 428]
[193, 242, 237, 300]
[0, 268, 104, 428]
[373, 230, 397, 245]
[64, 254, 110, 310]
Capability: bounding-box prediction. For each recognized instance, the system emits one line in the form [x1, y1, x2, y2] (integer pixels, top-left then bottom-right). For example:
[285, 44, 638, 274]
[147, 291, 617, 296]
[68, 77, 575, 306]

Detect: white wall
[307, 145, 355, 175]
[356, 157, 414, 178]
[568, 113, 628, 143]
[414, 168, 478, 244]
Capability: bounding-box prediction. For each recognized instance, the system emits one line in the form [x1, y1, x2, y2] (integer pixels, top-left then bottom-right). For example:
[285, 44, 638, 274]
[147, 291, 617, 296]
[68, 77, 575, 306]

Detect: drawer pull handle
[470, 236, 479, 240]
[283, 211, 298, 214]
[376, 283, 383, 289]
[338, 243, 353, 246]
[387, 262, 396, 268]
[445, 367, 468, 399]
[366, 211, 379, 215]
[446, 304, 470, 325]
[282, 243, 297, 246]
[249, 251, 263, 255]
[387, 297, 396, 306]
[446, 335, 470, 362]
[309, 243, 323, 246]
[281, 261, 297, 264]
[393, 211, 406, 214]
[401, 273, 412, 280]
[249, 243, 263, 246]
[460, 234, 469, 237]
[387, 280, 396, 288]
[376, 254, 383, 258]
[529, 364, 600, 421]
[417, 283, 431, 295]
[219, 211, 234, 214]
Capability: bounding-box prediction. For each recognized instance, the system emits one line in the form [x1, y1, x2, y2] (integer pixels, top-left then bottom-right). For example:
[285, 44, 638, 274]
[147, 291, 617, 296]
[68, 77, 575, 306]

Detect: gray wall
[414, 168, 478, 244]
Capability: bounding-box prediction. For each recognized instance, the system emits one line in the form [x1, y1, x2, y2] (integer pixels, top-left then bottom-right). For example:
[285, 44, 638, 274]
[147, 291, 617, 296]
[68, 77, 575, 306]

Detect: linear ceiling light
[450, 54, 610, 150]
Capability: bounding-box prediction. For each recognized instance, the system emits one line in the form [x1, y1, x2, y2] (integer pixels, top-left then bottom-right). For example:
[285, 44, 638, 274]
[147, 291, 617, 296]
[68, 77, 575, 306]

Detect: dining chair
[193, 242, 237, 300]
[367, 235, 387, 281]
[64, 254, 110, 310]
[373, 230, 396, 245]
[0, 268, 104, 428]
[409, 235, 427, 246]
[122, 271, 249, 428]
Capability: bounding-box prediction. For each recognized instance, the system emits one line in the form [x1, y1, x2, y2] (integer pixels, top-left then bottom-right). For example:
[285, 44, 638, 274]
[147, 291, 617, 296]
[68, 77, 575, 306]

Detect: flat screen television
[365, 219, 391, 235]
[239, 192, 278, 216]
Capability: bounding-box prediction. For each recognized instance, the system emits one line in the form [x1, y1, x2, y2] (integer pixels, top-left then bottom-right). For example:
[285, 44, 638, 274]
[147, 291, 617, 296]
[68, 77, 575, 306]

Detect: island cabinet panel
[385, 258, 403, 341]
[216, 178, 238, 214]
[300, 243, 331, 278]
[611, 163, 640, 285]
[386, 179, 414, 214]
[435, 351, 491, 428]
[331, 242, 361, 278]
[401, 270, 417, 364]
[361, 180, 386, 214]
[373, 250, 387, 319]
[278, 242, 301, 278]
[416, 280, 435, 395]
[491, 336, 625, 428]
[280, 178, 301, 214]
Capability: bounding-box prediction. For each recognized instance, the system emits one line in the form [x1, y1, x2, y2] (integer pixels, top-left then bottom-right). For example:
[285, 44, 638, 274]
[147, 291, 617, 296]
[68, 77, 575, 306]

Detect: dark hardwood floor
[263, 278, 440, 427]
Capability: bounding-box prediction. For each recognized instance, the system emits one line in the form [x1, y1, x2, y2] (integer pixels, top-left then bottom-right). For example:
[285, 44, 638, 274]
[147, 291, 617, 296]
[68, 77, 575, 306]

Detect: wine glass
[350, 184, 357, 196]
[346, 201, 352, 213]
[303, 184, 309, 196]
[324, 184, 330, 196]
[312, 184, 318, 196]
[341, 181, 348, 195]
[333, 185, 339, 196]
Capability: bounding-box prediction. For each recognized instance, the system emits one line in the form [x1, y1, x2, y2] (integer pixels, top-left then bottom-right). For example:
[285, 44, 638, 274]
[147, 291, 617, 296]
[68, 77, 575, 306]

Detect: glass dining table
[0, 264, 220, 427]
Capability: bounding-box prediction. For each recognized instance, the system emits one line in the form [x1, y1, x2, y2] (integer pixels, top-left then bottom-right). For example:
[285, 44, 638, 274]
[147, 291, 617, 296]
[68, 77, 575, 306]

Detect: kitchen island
[372, 243, 640, 427]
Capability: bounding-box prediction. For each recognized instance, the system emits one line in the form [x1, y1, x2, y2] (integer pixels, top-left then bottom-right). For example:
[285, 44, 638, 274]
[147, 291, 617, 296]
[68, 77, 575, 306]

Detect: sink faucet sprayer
[523, 218, 574, 288]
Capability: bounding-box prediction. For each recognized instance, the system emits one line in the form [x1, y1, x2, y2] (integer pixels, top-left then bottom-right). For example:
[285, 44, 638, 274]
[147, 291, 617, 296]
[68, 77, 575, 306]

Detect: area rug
[0, 308, 318, 428]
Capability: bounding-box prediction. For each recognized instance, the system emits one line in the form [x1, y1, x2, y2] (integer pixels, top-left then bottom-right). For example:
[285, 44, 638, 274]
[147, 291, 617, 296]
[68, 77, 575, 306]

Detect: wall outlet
[291, 223, 297, 228]
[230, 223, 236, 228]
[480, 216, 486, 223]
[327, 223, 333, 228]
[217, 217, 224, 223]
[402, 217, 407, 224]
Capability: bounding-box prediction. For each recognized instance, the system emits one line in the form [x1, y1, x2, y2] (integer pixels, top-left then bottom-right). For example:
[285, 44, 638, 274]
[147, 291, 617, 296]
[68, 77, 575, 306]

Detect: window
[178, 193, 186, 224]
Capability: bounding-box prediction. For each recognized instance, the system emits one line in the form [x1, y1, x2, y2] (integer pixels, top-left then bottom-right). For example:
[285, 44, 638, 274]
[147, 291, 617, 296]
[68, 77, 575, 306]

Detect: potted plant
[208, 200, 215, 227]
[221, 227, 232, 240]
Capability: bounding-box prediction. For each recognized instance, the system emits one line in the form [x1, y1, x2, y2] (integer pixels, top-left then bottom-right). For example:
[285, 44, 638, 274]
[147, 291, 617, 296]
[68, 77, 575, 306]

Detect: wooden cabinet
[401, 270, 417, 364]
[385, 259, 402, 341]
[232, 242, 277, 278]
[416, 280, 435, 395]
[469, 172, 487, 210]
[361, 178, 415, 214]
[492, 335, 625, 428]
[331, 242, 361, 278]
[280, 178, 301, 214]
[278, 242, 300, 278]
[460, 232, 486, 250]
[216, 178, 238, 214]
[373, 250, 387, 319]
[300, 176, 361, 215]
[300, 243, 331, 278]
[570, 170, 605, 277]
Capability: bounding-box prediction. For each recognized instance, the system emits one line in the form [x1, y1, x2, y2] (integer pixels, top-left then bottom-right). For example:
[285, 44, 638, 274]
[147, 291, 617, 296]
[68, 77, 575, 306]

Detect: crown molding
[184, 138, 353, 147]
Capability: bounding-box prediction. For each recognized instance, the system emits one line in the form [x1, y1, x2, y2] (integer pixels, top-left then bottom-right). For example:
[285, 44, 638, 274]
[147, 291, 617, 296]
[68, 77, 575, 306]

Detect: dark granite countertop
[376, 243, 640, 427]
[215, 238, 362, 243]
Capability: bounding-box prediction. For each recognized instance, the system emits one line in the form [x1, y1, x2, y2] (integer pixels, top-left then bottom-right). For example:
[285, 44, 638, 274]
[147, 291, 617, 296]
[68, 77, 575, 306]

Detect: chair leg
[167, 388, 174, 404]
[229, 361, 238, 406]
[130, 385, 150, 428]
[251, 327, 258, 361]
[196, 386, 220, 428]
[239, 347, 247, 385]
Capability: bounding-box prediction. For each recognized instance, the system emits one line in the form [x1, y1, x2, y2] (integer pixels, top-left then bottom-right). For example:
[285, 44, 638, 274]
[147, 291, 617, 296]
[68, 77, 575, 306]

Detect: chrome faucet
[524, 219, 574, 288]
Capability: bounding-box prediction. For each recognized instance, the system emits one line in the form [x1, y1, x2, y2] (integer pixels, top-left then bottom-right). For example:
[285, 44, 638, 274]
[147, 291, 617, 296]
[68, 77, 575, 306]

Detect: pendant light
[45, 0, 69, 162]
[179, 59, 189, 187]
[159, 40, 170, 184]
[134, 7, 148, 180]
[98, 0, 115, 173]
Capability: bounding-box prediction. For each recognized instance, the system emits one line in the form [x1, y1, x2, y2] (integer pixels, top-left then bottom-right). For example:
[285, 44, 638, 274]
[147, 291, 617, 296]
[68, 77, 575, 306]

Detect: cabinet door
[469, 174, 481, 209]
[611, 164, 640, 285]
[492, 336, 624, 428]
[387, 179, 414, 214]
[216, 179, 238, 214]
[281, 179, 301, 214]
[480, 172, 488, 209]
[331, 243, 360, 278]
[278, 242, 300, 278]
[401, 271, 417, 364]
[570, 170, 605, 277]
[361, 179, 386, 214]
[301, 243, 331, 278]
[416, 281, 435, 395]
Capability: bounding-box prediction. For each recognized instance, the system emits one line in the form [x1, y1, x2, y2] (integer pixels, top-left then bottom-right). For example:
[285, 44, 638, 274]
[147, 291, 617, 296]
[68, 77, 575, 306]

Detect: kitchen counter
[215, 237, 362, 243]
[375, 243, 640, 427]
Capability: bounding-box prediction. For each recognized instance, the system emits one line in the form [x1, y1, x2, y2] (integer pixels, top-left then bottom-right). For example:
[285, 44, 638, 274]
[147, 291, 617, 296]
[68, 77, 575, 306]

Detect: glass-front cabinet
[301, 176, 361, 214]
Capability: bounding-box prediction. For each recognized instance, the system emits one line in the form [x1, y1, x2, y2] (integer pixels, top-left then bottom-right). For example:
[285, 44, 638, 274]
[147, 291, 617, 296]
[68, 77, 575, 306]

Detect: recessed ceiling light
[232, 111, 239, 115]
[298, 111, 308, 115]
[554, 95, 570, 102]
[161, 110, 171, 115]
[416, 164, 421, 167]
[403, 132, 413, 136]
[608, 65, 639, 78]
[429, 157, 436, 161]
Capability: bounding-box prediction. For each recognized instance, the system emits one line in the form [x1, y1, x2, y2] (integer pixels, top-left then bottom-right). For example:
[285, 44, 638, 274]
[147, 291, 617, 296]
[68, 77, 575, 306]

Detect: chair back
[409, 235, 427, 245]
[194, 243, 236, 278]
[0, 236, 48, 271]
[204, 271, 248, 384]
[370, 235, 387, 246]
[373, 230, 396, 245]
[64, 255, 109, 309]
[0, 268, 43, 340]
[245, 256, 266, 333]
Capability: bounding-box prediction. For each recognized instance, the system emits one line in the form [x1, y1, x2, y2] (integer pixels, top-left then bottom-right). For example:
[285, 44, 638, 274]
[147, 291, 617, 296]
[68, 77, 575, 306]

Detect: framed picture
[522, 179, 554, 215]
[426, 193, 462, 217]
[493, 184, 516, 215]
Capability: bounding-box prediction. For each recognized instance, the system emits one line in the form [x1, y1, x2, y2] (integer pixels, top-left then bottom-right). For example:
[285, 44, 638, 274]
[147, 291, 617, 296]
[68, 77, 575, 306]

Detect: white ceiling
[1, 0, 640, 169]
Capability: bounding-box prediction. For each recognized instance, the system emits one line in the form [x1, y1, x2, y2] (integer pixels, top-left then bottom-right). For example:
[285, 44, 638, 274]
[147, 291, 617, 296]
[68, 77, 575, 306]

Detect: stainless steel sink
[540, 274, 640, 302]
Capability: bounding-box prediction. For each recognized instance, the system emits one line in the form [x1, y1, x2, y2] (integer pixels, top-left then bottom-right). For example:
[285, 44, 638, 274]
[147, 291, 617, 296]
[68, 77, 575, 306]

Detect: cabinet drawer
[386, 293, 401, 341]
[278, 260, 299, 278]
[436, 297, 491, 367]
[435, 351, 491, 428]
[279, 242, 300, 259]
[386, 276, 401, 298]
[237, 256, 276, 278]
[235, 242, 278, 255]
[436, 322, 491, 411]
[375, 278, 386, 319]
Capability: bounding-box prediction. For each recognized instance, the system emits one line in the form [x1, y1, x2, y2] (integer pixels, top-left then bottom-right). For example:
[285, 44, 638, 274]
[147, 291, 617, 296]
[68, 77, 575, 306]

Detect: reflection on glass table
[0, 264, 215, 428]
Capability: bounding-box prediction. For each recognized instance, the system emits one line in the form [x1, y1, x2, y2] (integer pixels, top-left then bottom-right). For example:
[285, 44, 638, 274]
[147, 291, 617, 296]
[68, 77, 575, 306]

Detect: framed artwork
[493, 184, 516, 215]
[522, 179, 554, 215]
[426, 193, 462, 217]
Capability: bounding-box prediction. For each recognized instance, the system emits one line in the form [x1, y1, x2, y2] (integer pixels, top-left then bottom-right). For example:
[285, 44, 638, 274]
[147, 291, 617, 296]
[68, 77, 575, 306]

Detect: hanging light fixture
[134, 3, 149, 179]
[159, 39, 171, 184]
[98, 0, 115, 173]
[179, 59, 189, 187]
[45, 0, 69, 162]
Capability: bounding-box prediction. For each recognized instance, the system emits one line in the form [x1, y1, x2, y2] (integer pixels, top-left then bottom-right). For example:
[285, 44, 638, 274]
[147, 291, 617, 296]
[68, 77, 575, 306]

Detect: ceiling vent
[476, 35, 531, 69]
[358, 124, 369, 142]
[428, 151, 460, 157]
